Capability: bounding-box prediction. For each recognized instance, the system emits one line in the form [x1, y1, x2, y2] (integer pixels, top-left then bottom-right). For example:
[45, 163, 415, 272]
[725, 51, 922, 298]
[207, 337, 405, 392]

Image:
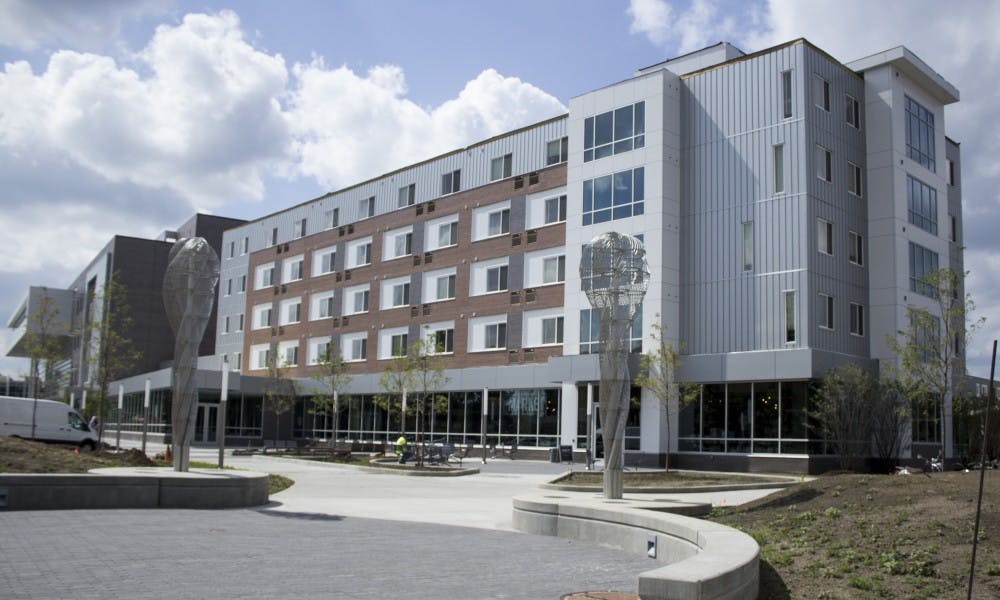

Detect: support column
[560, 382, 578, 447]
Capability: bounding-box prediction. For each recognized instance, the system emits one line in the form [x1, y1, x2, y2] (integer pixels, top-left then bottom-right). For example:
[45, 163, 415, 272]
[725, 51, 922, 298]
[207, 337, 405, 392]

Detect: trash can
[559, 445, 574, 463]
[549, 447, 560, 463]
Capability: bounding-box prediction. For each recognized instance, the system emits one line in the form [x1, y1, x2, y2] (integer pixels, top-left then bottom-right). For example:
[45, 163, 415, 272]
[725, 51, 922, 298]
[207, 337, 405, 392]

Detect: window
[546, 137, 568, 165]
[384, 227, 413, 260]
[849, 231, 864, 266]
[241, 237, 249, 255]
[310, 339, 331, 365]
[236, 313, 244, 332]
[390, 333, 409, 357]
[441, 169, 461, 195]
[223, 315, 231, 333]
[228, 241, 235, 258]
[742, 221, 754, 271]
[352, 241, 372, 267]
[814, 74, 830, 111]
[428, 327, 455, 354]
[817, 219, 833, 255]
[226, 278, 232, 296]
[313, 247, 336, 276]
[293, 218, 307, 239]
[251, 344, 271, 371]
[325, 208, 339, 229]
[583, 167, 644, 225]
[584, 101, 644, 161]
[544, 195, 567, 224]
[283, 344, 299, 367]
[906, 96, 936, 171]
[486, 264, 508, 293]
[283, 256, 303, 282]
[781, 70, 793, 119]
[254, 305, 273, 329]
[238, 275, 246, 293]
[490, 154, 512, 181]
[484, 323, 507, 349]
[909, 242, 939, 297]
[255, 263, 275, 289]
[541, 316, 564, 345]
[270, 227, 278, 247]
[344, 286, 370, 315]
[433, 273, 456, 301]
[281, 298, 302, 325]
[848, 162, 863, 197]
[773, 144, 784, 194]
[359, 196, 375, 219]
[907, 175, 938, 234]
[846, 94, 860, 128]
[315, 294, 335, 320]
[948, 159, 955, 186]
[386, 280, 410, 308]
[784, 291, 797, 343]
[951, 215, 957, 243]
[818, 294, 834, 330]
[542, 255, 566, 284]
[850, 303, 865, 336]
[579, 309, 600, 354]
[437, 221, 458, 247]
[816, 145, 831, 182]
[233, 352, 242, 370]
[398, 183, 415, 208]
[487, 208, 510, 237]
[348, 336, 367, 361]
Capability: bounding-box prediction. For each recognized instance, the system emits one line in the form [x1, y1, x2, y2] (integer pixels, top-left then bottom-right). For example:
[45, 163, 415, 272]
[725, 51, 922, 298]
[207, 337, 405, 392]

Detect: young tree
[375, 351, 412, 443]
[870, 375, 912, 470]
[634, 318, 698, 471]
[813, 363, 877, 471]
[23, 289, 68, 401]
[887, 268, 983, 459]
[263, 350, 297, 442]
[309, 339, 352, 444]
[88, 273, 142, 443]
[407, 335, 450, 466]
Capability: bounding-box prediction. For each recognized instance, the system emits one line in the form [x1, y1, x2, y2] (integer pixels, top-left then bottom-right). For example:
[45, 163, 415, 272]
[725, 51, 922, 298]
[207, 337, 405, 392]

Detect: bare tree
[375, 352, 411, 437]
[871, 375, 912, 470]
[887, 268, 983, 459]
[813, 363, 877, 470]
[407, 335, 450, 466]
[262, 350, 297, 442]
[88, 273, 142, 443]
[634, 317, 699, 471]
[310, 339, 352, 444]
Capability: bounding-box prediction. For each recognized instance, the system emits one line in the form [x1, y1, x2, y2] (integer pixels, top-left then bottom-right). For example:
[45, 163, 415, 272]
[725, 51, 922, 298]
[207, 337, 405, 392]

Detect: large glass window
[726, 383, 752, 453]
[742, 221, 753, 271]
[906, 96, 936, 172]
[753, 382, 779, 453]
[441, 169, 461, 195]
[909, 242, 939, 297]
[546, 137, 568, 165]
[773, 144, 784, 194]
[579, 308, 601, 354]
[542, 255, 566, 284]
[907, 175, 938, 235]
[582, 167, 644, 225]
[583, 101, 644, 162]
[784, 290, 797, 343]
[781, 70, 793, 119]
[490, 154, 512, 181]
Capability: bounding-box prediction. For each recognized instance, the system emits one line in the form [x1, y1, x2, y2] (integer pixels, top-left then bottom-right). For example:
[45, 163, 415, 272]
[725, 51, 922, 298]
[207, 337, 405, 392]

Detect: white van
[0, 395, 98, 450]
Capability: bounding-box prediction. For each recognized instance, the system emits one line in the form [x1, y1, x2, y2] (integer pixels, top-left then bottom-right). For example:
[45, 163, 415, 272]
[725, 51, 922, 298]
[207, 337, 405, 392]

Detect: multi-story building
[116, 39, 963, 471]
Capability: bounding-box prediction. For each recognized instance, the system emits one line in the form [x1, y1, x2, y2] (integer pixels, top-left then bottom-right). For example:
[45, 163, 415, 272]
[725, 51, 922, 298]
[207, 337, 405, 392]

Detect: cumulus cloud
[628, 0, 750, 54]
[0, 0, 172, 52]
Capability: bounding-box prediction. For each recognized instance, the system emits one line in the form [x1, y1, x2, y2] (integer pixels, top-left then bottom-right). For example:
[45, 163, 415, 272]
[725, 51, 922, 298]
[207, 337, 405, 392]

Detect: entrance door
[194, 404, 217, 443]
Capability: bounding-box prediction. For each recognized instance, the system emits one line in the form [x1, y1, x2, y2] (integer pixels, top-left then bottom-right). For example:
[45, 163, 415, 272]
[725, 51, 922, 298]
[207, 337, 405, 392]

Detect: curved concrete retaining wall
[0, 468, 269, 510]
[512, 495, 758, 600]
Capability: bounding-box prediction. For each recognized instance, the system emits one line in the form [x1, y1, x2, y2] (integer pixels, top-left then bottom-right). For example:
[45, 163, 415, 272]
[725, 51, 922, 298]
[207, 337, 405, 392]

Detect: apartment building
[118, 39, 963, 471]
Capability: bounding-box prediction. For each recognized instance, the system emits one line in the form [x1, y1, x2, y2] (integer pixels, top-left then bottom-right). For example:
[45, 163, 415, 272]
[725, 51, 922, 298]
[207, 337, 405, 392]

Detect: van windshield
[67, 412, 89, 432]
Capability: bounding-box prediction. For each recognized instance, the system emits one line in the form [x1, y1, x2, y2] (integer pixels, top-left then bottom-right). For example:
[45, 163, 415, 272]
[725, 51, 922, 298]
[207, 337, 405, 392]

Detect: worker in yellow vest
[396, 435, 409, 464]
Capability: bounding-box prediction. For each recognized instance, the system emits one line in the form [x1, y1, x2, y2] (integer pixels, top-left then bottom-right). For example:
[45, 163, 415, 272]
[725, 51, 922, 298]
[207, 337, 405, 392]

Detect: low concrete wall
[0, 468, 269, 510]
[512, 495, 758, 600]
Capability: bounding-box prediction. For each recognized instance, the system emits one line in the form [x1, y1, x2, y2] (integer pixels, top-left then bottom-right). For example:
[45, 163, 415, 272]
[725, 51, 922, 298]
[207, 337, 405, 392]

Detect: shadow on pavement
[758, 559, 791, 600]
[256, 508, 345, 522]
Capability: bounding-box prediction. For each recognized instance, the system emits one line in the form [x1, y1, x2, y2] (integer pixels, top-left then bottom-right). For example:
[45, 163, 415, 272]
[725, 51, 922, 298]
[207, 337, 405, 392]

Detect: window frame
[817, 218, 834, 256]
[848, 162, 863, 197]
[582, 167, 644, 225]
[816, 145, 832, 182]
[849, 302, 865, 337]
[441, 169, 461, 195]
[398, 183, 416, 208]
[546, 137, 568, 165]
[848, 231, 864, 266]
[583, 101, 645, 162]
[543, 195, 567, 225]
[541, 255, 566, 285]
[541, 316, 565, 346]
[846, 94, 860, 129]
[781, 70, 793, 119]
[490, 153, 512, 182]
[814, 74, 830, 111]
[818, 293, 835, 330]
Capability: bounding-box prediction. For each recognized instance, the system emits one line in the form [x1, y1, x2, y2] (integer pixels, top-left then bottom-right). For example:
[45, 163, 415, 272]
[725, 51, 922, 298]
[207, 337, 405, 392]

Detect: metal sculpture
[163, 237, 220, 471]
[581, 232, 649, 499]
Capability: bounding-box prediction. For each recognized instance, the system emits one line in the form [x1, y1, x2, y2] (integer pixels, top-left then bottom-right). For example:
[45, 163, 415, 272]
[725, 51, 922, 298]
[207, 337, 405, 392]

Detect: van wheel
[79, 441, 96, 452]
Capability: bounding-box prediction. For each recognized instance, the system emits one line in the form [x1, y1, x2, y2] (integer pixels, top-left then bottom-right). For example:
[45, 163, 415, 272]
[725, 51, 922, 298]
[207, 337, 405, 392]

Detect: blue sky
[2, 0, 1000, 377]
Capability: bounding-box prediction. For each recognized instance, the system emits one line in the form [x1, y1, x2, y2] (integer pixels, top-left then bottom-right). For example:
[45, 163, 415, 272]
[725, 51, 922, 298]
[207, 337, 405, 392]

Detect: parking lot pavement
[0, 508, 651, 600]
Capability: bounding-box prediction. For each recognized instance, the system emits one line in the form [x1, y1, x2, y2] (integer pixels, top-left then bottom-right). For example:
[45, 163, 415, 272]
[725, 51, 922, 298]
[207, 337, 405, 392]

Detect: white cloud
[628, 0, 749, 54]
[628, 0, 674, 47]
[0, 0, 172, 52]
[287, 64, 566, 190]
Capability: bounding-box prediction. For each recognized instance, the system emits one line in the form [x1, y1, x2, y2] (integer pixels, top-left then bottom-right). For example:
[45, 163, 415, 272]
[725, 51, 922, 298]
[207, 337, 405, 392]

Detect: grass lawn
[710, 471, 1000, 599]
[0, 436, 294, 494]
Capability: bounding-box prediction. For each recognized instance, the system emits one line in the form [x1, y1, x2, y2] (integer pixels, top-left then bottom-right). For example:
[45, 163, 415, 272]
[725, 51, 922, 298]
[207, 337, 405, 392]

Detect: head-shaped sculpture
[581, 231, 649, 316]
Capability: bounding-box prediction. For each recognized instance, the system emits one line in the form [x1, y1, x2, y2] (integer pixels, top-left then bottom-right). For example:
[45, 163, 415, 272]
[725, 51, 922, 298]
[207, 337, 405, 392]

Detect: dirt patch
[0, 436, 163, 473]
[710, 471, 1000, 599]
[557, 470, 791, 488]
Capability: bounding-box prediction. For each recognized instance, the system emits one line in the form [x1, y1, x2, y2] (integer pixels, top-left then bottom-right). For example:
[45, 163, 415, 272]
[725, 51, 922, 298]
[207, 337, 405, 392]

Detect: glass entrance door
[194, 404, 218, 443]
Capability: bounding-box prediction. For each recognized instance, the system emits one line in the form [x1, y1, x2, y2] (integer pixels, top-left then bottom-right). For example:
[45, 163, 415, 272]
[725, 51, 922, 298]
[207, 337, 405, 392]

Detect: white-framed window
[378, 327, 410, 359]
[490, 153, 512, 181]
[308, 336, 332, 365]
[280, 297, 302, 325]
[250, 343, 270, 370]
[849, 231, 864, 266]
[270, 227, 278, 247]
[241, 237, 249, 255]
[850, 303, 865, 337]
[544, 195, 567, 225]
[255, 262, 275, 289]
[784, 290, 797, 343]
[310, 291, 336, 321]
[293, 218, 307, 239]
[816, 145, 832, 182]
[817, 219, 833, 255]
[773, 144, 784, 194]
[848, 162, 862, 197]
[343, 284, 370, 315]
[341, 332, 368, 362]
[781, 69, 793, 119]
[813, 74, 830, 111]
[583, 101, 645, 162]
[465, 256, 511, 297]
[523, 308, 564, 348]
[472, 201, 511, 241]
[359, 196, 375, 219]
[469, 314, 507, 352]
[312, 246, 337, 277]
[324, 208, 339, 229]
[398, 183, 415, 208]
[423, 267, 457, 303]
[424, 321, 455, 354]
[546, 137, 568, 165]
[541, 316, 564, 345]
[383, 226, 413, 261]
[441, 169, 461, 195]
[487, 208, 510, 237]
[278, 340, 299, 367]
[846, 94, 860, 129]
[282, 255, 304, 283]
[742, 221, 754, 271]
[484, 323, 506, 350]
[424, 214, 459, 251]
[381, 276, 411, 310]
[818, 293, 834, 330]
[582, 167, 644, 225]
[542, 255, 566, 284]
[252, 303, 273, 330]
[346, 237, 373, 268]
